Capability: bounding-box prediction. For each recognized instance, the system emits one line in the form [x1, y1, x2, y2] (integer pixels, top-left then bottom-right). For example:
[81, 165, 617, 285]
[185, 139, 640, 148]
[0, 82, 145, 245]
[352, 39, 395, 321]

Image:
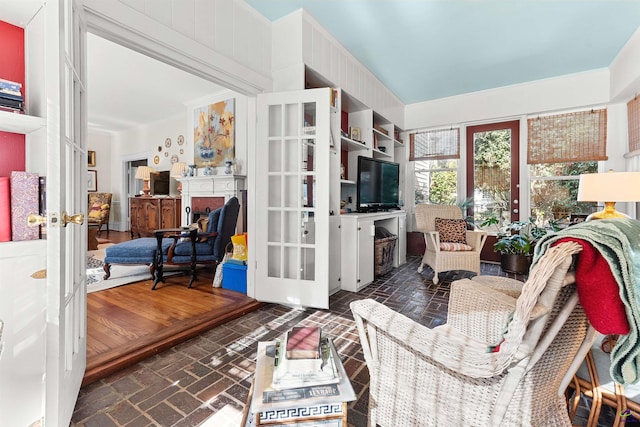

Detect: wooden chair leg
[585, 351, 603, 427]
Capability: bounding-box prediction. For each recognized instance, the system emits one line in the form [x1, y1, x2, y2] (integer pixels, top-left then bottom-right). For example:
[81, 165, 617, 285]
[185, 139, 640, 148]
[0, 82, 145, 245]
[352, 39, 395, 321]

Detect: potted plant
[491, 218, 558, 274]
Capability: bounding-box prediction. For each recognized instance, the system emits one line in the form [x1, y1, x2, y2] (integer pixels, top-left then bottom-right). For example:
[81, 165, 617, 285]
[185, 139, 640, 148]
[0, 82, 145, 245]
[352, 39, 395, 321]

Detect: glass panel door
[466, 120, 520, 231]
[256, 89, 331, 309]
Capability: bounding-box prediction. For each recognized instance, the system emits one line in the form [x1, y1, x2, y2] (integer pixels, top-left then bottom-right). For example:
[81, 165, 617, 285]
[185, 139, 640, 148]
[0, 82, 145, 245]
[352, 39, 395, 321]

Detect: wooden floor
[84, 231, 262, 386]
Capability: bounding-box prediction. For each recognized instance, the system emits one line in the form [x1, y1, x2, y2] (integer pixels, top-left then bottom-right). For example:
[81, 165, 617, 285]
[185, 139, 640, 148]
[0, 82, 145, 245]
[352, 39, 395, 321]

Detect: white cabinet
[340, 211, 406, 292]
[340, 216, 375, 292]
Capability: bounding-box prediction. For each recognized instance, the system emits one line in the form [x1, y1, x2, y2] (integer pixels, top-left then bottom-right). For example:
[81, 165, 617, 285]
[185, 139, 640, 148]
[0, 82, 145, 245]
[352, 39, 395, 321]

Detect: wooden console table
[129, 196, 181, 237]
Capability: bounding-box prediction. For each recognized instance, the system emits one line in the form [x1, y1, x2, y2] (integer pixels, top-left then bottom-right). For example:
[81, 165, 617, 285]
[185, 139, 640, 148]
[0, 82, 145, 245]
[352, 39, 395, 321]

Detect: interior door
[255, 88, 331, 309]
[44, 0, 87, 424]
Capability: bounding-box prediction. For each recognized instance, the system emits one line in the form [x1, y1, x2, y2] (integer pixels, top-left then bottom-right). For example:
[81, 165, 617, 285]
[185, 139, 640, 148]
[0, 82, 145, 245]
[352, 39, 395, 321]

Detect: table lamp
[170, 162, 188, 193]
[577, 170, 640, 220]
[135, 166, 154, 197]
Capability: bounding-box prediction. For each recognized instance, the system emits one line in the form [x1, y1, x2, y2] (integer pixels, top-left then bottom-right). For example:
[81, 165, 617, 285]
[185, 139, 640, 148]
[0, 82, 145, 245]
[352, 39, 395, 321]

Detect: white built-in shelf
[372, 148, 392, 159]
[341, 136, 369, 151]
[0, 239, 46, 257]
[394, 139, 404, 147]
[373, 128, 392, 141]
[0, 111, 45, 135]
[340, 179, 356, 185]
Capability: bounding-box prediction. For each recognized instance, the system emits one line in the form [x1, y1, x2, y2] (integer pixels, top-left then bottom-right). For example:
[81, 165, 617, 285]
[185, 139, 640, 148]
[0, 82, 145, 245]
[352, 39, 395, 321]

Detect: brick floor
[71, 256, 620, 426]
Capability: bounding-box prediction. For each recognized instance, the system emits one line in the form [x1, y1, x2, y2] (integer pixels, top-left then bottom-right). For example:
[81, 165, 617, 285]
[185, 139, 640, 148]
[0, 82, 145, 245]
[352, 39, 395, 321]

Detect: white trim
[81, 0, 271, 97]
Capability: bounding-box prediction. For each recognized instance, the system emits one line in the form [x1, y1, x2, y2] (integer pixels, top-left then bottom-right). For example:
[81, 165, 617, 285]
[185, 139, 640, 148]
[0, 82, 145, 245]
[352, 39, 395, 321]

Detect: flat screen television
[151, 170, 170, 196]
[356, 156, 400, 212]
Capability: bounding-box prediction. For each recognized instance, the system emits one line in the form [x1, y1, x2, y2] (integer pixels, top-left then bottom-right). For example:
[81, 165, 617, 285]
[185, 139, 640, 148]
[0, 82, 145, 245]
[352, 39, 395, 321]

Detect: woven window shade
[628, 96, 640, 153]
[410, 128, 460, 161]
[527, 109, 608, 164]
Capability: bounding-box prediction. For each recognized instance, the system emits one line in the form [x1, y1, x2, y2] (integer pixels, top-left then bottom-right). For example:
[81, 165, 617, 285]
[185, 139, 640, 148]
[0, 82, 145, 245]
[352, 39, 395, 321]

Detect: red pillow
[554, 237, 629, 334]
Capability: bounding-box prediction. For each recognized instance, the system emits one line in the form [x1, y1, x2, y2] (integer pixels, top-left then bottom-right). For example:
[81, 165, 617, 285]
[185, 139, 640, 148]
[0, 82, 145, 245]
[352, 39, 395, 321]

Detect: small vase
[225, 161, 233, 175]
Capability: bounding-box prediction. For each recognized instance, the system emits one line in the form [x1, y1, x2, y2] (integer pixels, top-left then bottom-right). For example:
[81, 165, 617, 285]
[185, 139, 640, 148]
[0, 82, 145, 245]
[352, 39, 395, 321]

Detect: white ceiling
[245, 0, 640, 103]
[87, 34, 226, 133]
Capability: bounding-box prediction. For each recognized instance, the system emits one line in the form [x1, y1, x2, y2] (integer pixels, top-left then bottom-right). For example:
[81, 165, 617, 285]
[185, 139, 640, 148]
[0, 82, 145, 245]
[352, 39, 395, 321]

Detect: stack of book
[0, 78, 24, 114]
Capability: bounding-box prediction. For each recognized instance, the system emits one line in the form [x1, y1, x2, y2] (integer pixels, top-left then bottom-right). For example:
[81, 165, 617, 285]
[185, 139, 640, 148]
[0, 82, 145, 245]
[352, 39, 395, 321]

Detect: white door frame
[120, 152, 150, 231]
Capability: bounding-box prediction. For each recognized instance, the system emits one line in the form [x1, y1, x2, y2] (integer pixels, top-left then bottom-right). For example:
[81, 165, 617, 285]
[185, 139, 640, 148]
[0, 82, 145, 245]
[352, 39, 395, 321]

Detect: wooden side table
[568, 336, 640, 426]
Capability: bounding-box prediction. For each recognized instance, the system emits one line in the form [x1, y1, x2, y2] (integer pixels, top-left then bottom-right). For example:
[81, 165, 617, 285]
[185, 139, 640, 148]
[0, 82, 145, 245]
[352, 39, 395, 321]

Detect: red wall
[0, 20, 26, 177]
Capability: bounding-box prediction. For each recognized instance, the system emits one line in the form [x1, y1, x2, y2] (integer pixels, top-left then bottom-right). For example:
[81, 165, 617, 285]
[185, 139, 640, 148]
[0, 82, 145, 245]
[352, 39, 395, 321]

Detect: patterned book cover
[0, 177, 10, 242]
[10, 171, 39, 241]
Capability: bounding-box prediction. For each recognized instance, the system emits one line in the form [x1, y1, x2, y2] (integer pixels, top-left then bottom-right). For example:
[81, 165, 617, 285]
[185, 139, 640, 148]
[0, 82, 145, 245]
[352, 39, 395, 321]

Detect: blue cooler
[222, 262, 247, 293]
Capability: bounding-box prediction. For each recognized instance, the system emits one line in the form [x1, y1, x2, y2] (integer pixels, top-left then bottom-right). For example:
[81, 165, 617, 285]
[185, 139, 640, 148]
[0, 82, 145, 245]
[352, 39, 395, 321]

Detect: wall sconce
[577, 170, 640, 220]
[135, 166, 154, 197]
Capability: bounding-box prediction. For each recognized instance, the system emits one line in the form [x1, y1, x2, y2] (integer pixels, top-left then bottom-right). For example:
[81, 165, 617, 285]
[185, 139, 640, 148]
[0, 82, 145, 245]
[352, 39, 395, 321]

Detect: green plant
[493, 217, 559, 256]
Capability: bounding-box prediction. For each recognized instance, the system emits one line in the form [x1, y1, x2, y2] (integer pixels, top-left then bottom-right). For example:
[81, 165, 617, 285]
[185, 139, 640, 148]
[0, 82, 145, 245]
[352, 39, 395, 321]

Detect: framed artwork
[350, 127, 361, 141]
[194, 98, 235, 167]
[87, 170, 97, 192]
[88, 150, 96, 167]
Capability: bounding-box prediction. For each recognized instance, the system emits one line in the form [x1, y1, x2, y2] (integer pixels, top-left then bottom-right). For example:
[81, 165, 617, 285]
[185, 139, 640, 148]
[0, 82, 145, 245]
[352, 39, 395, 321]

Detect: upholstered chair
[87, 192, 112, 234]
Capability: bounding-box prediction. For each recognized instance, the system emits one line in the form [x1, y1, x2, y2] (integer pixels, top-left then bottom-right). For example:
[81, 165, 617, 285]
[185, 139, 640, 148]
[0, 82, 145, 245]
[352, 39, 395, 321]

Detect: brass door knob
[27, 213, 47, 227]
[61, 211, 84, 226]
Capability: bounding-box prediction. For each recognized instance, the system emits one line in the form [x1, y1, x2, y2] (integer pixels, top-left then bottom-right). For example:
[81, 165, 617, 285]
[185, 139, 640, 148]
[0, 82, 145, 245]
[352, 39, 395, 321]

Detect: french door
[255, 89, 331, 309]
[466, 120, 520, 230]
[45, 0, 87, 424]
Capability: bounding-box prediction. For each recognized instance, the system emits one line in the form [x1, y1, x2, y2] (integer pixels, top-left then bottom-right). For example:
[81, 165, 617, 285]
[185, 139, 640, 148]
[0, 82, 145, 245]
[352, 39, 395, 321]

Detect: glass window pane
[283, 211, 299, 244]
[268, 211, 281, 243]
[303, 175, 316, 208]
[269, 139, 282, 172]
[268, 105, 282, 137]
[301, 212, 315, 245]
[284, 103, 298, 137]
[268, 176, 282, 207]
[414, 159, 458, 205]
[530, 161, 599, 224]
[303, 102, 316, 135]
[473, 130, 512, 230]
[302, 140, 315, 172]
[284, 138, 299, 173]
[283, 247, 298, 279]
[301, 248, 315, 281]
[283, 176, 299, 208]
[268, 246, 281, 278]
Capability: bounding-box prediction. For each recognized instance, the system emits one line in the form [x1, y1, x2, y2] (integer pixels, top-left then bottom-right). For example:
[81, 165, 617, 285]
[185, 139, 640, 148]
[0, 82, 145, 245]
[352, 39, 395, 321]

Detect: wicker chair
[415, 204, 487, 284]
[351, 241, 592, 426]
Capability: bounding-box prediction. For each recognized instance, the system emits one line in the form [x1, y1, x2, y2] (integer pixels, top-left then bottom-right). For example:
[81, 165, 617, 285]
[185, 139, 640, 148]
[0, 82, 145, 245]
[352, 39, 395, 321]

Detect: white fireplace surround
[177, 175, 246, 229]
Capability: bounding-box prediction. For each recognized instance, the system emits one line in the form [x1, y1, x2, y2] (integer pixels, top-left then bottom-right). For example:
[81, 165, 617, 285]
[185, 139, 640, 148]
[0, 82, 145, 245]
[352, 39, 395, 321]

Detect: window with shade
[410, 128, 460, 205]
[528, 109, 606, 224]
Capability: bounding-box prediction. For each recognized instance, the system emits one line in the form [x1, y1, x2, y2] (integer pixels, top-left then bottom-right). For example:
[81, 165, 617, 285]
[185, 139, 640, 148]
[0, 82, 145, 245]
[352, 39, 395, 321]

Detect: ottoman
[103, 238, 174, 280]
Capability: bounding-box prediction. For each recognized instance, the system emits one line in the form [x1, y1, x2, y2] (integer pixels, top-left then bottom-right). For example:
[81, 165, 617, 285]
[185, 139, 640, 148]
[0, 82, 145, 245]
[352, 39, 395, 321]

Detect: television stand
[340, 210, 406, 292]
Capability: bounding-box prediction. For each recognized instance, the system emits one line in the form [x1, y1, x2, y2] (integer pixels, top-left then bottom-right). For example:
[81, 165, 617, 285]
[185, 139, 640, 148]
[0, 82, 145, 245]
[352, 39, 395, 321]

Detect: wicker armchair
[415, 204, 487, 284]
[87, 192, 112, 234]
[351, 242, 592, 426]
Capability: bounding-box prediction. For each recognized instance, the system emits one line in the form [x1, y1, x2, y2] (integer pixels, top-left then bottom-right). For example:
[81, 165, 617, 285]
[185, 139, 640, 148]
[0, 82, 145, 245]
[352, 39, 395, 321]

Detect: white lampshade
[135, 166, 153, 181]
[170, 162, 187, 177]
[577, 170, 640, 219]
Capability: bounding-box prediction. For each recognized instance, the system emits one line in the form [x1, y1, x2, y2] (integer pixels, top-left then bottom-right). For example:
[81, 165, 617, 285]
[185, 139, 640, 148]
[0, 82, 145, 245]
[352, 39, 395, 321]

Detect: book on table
[250, 338, 356, 413]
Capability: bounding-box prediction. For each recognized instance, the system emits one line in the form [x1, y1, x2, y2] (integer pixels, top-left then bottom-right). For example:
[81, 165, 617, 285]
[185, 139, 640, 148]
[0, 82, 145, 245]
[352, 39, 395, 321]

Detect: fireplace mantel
[177, 175, 246, 227]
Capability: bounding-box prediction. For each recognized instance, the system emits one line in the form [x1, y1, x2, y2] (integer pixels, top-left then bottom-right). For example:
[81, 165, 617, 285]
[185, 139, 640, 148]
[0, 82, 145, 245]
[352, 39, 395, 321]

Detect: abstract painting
[193, 98, 235, 168]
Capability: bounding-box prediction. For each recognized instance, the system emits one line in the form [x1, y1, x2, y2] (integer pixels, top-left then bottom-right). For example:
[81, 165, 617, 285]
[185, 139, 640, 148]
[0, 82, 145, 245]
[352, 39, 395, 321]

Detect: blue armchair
[153, 196, 240, 289]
